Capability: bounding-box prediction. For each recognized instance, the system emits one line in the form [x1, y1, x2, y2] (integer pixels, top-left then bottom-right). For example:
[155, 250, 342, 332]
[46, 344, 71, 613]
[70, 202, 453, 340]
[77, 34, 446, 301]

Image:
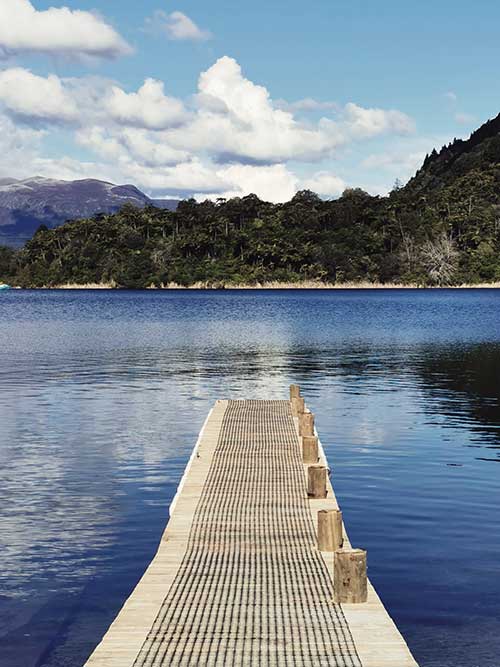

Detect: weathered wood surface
[334, 549, 368, 604]
[302, 434, 319, 463]
[84, 399, 418, 667]
[318, 509, 343, 551]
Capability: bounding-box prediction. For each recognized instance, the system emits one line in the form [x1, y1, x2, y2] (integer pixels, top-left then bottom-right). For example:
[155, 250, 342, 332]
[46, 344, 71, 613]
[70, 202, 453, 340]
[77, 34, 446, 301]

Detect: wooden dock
[84, 393, 418, 667]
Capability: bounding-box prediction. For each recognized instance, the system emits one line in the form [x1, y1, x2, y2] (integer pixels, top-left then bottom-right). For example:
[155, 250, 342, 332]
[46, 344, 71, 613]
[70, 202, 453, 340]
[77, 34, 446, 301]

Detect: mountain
[0, 177, 178, 247]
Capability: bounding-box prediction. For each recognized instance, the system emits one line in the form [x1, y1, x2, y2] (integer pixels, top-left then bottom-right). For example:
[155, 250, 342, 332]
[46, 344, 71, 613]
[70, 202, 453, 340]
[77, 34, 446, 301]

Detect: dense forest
[2, 113, 500, 288]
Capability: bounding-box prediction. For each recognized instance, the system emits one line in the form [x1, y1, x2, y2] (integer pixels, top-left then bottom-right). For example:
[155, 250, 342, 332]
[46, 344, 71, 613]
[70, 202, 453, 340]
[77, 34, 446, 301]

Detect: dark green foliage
[0, 245, 16, 283]
[9, 114, 500, 287]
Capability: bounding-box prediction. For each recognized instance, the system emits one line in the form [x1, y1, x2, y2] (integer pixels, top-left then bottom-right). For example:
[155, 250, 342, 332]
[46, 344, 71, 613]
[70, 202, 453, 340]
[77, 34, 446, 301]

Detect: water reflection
[414, 344, 500, 459]
[0, 289, 499, 667]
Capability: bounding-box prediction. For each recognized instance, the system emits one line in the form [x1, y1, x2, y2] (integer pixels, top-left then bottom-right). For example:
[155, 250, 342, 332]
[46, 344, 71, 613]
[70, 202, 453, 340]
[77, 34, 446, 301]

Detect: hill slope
[0, 177, 178, 247]
[2, 113, 500, 287]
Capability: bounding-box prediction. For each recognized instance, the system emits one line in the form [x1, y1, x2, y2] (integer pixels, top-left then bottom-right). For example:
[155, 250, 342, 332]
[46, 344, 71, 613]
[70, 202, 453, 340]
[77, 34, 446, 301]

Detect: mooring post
[291, 396, 305, 416]
[318, 509, 343, 551]
[302, 434, 319, 463]
[290, 384, 301, 400]
[307, 465, 327, 498]
[333, 548, 367, 603]
[299, 412, 315, 436]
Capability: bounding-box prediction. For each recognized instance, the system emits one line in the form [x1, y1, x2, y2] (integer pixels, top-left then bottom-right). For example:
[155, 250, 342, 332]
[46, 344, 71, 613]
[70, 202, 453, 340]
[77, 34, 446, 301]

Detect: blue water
[0, 289, 499, 667]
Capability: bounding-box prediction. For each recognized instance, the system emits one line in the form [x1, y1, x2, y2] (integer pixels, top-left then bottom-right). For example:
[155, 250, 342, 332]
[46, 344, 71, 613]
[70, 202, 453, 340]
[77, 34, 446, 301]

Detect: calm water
[0, 289, 499, 667]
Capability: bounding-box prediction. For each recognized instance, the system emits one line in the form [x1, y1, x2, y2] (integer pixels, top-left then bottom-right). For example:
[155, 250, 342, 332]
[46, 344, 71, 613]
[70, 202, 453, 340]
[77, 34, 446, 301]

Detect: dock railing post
[299, 412, 314, 436]
[318, 509, 343, 551]
[302, 435, 319, 463]
[291, 396, 305, 416]
[333, 548, 368, 603]
[307, 465, 327, 498]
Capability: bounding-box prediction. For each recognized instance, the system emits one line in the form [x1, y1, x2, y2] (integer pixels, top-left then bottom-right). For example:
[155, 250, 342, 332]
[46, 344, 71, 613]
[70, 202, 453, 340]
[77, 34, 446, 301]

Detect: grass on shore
[38, 280, 500, 289]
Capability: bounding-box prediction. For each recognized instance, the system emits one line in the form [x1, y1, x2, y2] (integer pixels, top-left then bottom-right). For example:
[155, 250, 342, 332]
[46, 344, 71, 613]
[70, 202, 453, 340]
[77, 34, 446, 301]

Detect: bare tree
[420, 233, 459, 285]
[397, 216, 416, 271]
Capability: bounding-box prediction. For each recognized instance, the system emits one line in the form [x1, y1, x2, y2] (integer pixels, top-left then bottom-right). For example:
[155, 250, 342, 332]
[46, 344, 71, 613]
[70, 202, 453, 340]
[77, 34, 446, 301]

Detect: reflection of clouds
[0, 389, 116, 595]
[351, 419, 387, 446]
[0, 342, 297, 602]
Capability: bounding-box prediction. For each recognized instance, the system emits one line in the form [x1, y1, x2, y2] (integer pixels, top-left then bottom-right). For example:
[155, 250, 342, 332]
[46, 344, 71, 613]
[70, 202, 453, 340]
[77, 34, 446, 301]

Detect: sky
[0, 0, 499, 202]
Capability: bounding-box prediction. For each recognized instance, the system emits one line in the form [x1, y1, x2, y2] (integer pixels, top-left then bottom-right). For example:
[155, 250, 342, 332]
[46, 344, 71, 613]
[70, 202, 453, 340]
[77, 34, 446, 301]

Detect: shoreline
[15, 280, 500, 290]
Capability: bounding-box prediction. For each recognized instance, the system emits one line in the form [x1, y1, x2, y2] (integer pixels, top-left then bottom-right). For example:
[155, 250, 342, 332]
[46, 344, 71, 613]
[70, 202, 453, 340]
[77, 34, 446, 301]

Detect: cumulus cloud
[0, 68, 78, 123]
[145, 10, 212, 41]
[342, 102, 415, 138]
[160, 57, 413, 165]
[216, 164, 298, 202]
[105, 79, 188, 130]
[1, 55, 418, 202]
[301, 171, 346, 197]
[76, 125, 190, 167]
[0, 0, 132, 59]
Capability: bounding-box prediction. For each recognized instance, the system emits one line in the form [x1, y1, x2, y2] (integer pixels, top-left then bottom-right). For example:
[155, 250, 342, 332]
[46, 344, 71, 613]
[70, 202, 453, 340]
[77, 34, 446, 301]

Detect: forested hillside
[2, 113, 500, 288]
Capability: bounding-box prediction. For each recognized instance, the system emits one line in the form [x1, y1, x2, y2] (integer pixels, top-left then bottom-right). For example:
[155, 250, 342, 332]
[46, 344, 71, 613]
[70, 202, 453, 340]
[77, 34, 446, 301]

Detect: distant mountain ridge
[0, 176, 178, 247]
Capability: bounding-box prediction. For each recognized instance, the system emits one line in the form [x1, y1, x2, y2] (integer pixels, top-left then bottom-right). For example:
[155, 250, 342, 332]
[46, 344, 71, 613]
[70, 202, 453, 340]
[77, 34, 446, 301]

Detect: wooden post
[290, 384, 301, 400]
[317, 509, 343, 551]
[302, 435, 318, 463]
[333, 549, 367, 603]
[291, 396, 305, 416]
[299, 412, 314, 436]
[307, 465, 327, 498]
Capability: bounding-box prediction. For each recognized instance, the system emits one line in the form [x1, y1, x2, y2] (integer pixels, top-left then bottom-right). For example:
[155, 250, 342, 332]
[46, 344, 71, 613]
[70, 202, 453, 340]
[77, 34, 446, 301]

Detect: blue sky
[0, 0, 499, 201]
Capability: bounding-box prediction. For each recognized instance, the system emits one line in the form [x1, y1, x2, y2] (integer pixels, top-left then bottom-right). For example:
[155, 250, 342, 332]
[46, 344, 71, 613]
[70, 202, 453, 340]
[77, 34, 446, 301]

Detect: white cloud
[119, 159, 230, 194]
[362, 150, 426, 172]
[0, 112, 44, 178]
[0, 0, 132, 59]
[342, 102, 415, 138]
[275, 97, 340, 113]
[301, 171, 346, 197]
[76, 125, 190, 167]
[146, 10, 212, 41]
[216, 164, 298, 202]
[0, 55, 418, 202]
[0, 68, 78, 122]
[161, 57, 415, 164]
[358, 135, 453, 193]
[105, 78, 188, 130]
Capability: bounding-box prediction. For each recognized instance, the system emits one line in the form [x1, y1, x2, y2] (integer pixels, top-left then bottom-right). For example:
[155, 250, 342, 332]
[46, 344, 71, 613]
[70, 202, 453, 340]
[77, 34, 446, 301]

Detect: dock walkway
[85, 397, 418, 667]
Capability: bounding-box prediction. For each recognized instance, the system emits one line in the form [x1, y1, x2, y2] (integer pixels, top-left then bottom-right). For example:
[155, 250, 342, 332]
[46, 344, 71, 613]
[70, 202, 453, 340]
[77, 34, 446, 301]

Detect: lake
[0, 288, 499, 667]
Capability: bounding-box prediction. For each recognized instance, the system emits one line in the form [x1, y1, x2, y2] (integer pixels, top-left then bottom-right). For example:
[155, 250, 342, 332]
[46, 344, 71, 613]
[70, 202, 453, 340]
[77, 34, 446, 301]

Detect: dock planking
[84, 394, 418, 667]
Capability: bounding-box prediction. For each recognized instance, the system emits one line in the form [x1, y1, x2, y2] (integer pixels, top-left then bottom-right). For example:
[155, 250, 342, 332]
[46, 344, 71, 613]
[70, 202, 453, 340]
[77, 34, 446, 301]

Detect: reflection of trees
[414, 344, 500, 457]
[281, 342, 500, 461]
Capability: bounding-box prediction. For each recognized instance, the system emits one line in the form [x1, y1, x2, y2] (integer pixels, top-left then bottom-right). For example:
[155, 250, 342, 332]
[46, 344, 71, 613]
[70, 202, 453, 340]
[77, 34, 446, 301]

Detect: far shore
[15, 280, 500, 289]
